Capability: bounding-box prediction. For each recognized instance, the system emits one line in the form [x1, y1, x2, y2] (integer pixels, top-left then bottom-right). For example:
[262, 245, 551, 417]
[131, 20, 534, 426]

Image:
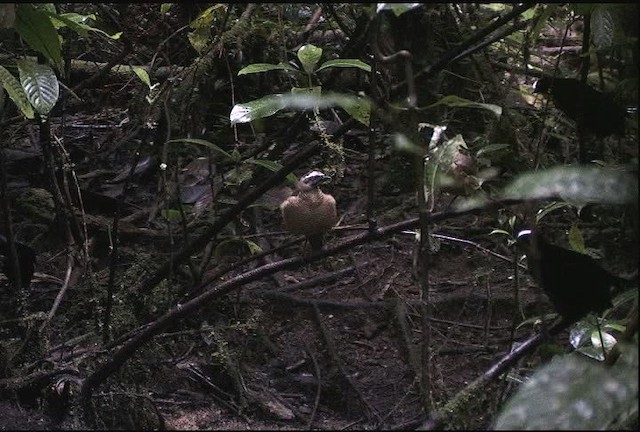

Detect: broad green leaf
[160, 3, 173, 14]
[297, 44, 322, 74]
[47, 12, 89, 36]
[187, 5, 225, 52]
[230, 94, 286, 124]
[190, 4, 224, 29]
[501, 165, 638, 205]
[238, 63, 298, 76]
[54, 12, 121, 39]
[230, 92, 371, 125]
[246, 159, 298, 185]
[167, 138, 234, 161]
[568, 224, 586, 253]
[188, 27, 211, 53]
[426, 95, 502, 118]
[17, 59, 59, 116]
[316, 59, 371, 73]
[335, 94, 370, 126]
[0, 65, 35, 119]
[132, 66, 152, 88]
[15, 4, 64, 73]
[376, 3, 422, 17]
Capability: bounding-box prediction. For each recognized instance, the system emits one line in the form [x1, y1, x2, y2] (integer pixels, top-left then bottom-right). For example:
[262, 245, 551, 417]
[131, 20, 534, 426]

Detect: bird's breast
[280, 192, 337, 235]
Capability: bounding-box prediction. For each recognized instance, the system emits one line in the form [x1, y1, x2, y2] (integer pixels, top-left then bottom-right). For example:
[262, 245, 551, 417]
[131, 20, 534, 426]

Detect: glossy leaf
[316, 59, 371, 73]
[238, 63, 298, 75]
[15, 4, 64, 73]
[230, 92, 370, 126]
[230, 94, 286, 125]
[17, 59, 59, 116]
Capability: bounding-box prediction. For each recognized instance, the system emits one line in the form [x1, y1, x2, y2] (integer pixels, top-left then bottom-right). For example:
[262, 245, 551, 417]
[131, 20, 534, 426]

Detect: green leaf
[494, 348, 638, 429]
[316, 59, 371, 73]
[247, 159, 298, 185]
[160, 209, 182, 223]
[160, 3, 173, 14]
[297, 44, 323, 74]
[427, 95, 502, 118]
[52, 12, 121, 39]
[334, 94, 370, 126]
[167, 138, 234, 161]
[230, 92, 371, 126]
[15, 4, 64, 73]
[238, 63, 298, 75]
[568, 225, 586, 253]
[132, 66, 152, 88]
[230, 94, 287, 125]
[17, 59, 59, 116]
[0, 65, 35, 119]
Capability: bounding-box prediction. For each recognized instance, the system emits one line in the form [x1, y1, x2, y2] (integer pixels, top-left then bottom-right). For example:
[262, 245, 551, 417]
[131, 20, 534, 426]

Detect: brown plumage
[280, 170, 337, 252]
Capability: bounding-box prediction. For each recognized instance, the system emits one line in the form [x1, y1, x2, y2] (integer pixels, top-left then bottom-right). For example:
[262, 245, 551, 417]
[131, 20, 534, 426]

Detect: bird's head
[298, 170, 332, 191]
[533, 77, 553, 94]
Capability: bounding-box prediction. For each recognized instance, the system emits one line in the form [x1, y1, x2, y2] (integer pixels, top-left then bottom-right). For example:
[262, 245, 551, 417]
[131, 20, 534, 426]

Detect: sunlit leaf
[132, 66, 152, 88]
[230, 94, 286, 124]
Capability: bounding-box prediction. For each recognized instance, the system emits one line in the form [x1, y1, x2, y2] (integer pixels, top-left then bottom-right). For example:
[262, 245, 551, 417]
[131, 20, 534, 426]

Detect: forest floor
[1, 103, 636, 431]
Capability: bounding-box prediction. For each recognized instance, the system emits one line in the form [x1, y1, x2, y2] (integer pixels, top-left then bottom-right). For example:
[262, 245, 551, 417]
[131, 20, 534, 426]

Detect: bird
[0, 234, 36, 290]
[533, 76, 627, 138]
[516, 229, 631, 324]
[280, 170, 337, 252]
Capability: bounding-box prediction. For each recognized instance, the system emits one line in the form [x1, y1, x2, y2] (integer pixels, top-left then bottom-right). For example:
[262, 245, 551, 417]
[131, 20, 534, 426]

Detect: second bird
[280, 170, 337, 252]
